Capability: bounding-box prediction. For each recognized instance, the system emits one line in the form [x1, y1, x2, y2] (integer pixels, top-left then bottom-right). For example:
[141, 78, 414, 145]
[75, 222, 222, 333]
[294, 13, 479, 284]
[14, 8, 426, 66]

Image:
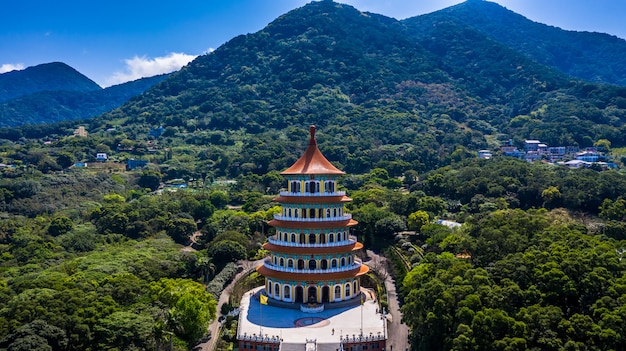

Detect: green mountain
[0, 62, 101, 103]
[81, 0, 626, 176]
[406, 0, 626, 86]
[0, 73, 170, 127]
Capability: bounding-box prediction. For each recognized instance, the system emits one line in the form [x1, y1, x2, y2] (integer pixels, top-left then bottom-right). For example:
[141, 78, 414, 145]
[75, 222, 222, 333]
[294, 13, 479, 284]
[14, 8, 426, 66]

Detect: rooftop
[238, 287, 387, 345]
[281, 126, 345, 176]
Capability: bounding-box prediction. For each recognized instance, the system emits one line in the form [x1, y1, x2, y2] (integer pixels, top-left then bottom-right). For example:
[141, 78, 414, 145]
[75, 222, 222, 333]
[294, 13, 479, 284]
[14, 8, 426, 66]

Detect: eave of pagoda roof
[262, 241, 364, 254]
[256, 263, 369, 281]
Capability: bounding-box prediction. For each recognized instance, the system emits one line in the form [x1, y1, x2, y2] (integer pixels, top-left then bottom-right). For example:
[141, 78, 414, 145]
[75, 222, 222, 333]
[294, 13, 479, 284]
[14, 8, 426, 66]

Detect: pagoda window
[284, 286, 291, 299]
[326, 209, 331, 218]
[318, 208, 323, 218]
[283, 232, 288, 241]
[348, 256, 352, 265]
[341, 257, 346, 267]
[329, 233, 334, 243]
[290, 181, 300, 193]
[320, 233, 326, 244]
[309, 259, 316, 270]
[339, 208, 343, 216]
[302, 209, 307, 218]
[280, 258, 284, 267]
[298, 259, 305, 270]
[287, 259, 294, 268]
[333, 208, 337, 217]
[268, 281, 272, 295]
[291, 233, 296, 243]
[309, 208, 315, 218]
[334, 285, 341, 300]
[305, 181, 320, 194]
[299, 233, 306, 244]
[273, 256, 278, 265]
[288, 208, 292, 217]
[309, 233, 316, 244]
[294, 209, 298, 218]
[275, 283, 281, 299]
[321, 259, 328, 269]
[325, 181, 335, 193]
[354, 281, 358, 293]
[331, 259, 337, 268]
[345, 283, 351, 297]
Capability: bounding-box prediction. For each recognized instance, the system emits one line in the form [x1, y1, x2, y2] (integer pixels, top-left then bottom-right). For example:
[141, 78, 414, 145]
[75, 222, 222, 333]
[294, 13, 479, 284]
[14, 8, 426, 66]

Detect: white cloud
[105, 52, 197, 87]
[0, 63, 25, 74]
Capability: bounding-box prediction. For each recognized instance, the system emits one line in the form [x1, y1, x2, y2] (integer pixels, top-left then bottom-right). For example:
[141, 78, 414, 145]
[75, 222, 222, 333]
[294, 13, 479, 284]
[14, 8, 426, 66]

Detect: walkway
[195, 260, 262, 351]
[366, 250, 410, 351]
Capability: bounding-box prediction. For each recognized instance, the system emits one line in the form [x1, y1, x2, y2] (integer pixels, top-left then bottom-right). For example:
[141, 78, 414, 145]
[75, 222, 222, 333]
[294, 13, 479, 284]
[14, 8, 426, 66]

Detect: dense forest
[1, 1, 626, 350]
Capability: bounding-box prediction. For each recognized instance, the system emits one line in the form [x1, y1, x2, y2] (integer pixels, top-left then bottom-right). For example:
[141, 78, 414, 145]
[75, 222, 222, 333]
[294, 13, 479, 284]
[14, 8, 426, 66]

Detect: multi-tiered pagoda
[256, 125, 369, 309]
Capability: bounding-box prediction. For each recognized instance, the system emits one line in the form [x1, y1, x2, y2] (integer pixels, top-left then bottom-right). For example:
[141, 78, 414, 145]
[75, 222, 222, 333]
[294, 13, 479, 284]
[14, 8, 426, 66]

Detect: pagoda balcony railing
[279, 191, 346, 197]
[263, 259, 362, 274]
[267, 236, 357, 248]
[273, 214, 352, 222]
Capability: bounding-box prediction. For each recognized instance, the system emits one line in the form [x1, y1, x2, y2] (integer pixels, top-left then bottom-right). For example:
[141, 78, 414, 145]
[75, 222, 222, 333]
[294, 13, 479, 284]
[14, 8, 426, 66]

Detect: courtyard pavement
[238, 287, 388, 345]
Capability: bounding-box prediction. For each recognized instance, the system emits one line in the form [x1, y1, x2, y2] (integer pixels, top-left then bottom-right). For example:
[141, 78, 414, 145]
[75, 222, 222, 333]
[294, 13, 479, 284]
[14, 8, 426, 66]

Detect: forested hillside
[409, 0, 626, 86]
[0, 1, 625, 350]
[0, 63, 169, 127]
[0, 62, 101, 103]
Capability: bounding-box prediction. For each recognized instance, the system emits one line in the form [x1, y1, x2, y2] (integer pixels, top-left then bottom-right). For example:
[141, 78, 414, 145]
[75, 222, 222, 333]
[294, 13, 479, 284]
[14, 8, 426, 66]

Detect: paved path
[366, 250, 410, 351]
[196, 260, 263, 351]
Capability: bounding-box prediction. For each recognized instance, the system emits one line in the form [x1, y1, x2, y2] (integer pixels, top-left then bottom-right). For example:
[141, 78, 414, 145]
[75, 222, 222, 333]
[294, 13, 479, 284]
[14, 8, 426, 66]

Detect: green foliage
[408, 210, 429, 232]
[208, 240, 247, 266]
[138, 170, 162, 191]
[401, 209, 626, 351]
[166, 217, 197, 245]
[47, 216, 73, 236]
[150, 278, 217, 344]
[205, 262, 239, 300]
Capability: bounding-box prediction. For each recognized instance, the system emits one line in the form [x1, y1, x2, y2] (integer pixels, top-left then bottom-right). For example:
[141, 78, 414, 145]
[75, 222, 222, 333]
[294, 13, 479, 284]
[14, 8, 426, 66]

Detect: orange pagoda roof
[256, 264, 369, 281]
[281, 126, 345, 176]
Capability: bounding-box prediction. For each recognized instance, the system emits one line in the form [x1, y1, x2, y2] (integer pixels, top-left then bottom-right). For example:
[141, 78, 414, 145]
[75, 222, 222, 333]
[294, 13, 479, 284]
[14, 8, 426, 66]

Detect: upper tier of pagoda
[281, 125, 345, 176]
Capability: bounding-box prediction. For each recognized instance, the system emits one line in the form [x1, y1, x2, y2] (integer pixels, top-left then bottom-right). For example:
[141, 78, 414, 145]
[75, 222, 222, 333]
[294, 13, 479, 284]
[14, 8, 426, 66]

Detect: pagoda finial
[309, 125, 316, 145]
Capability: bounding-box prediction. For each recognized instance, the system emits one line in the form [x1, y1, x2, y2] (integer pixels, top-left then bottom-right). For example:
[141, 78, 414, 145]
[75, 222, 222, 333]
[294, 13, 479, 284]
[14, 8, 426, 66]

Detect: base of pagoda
[255, 289, 364, 310]
[300, 303, 324, 313]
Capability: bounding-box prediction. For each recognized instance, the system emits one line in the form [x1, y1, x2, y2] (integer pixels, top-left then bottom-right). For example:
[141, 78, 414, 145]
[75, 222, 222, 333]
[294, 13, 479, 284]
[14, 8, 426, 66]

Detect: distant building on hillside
[73, 126, 88, 137]
[96, 153, 108, 162]
[478, 150, 492, 159]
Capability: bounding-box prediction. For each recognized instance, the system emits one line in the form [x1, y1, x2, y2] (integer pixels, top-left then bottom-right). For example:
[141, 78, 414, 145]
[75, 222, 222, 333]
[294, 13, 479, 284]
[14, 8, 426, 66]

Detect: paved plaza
[237, 287, 388, 345]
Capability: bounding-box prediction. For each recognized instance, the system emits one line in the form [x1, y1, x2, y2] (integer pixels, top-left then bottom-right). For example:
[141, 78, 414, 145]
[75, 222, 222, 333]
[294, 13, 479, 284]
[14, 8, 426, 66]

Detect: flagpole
[360, 294, 363, 336]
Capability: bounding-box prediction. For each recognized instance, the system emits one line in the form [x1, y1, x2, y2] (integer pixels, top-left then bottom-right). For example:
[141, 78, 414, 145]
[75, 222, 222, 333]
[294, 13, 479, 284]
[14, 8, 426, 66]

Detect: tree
[150, 278, 216, 344]
[408, 210, 430, 232]
[166, 217, 197, 245]
[541, 186, 562, 209]
[93, 311, 154, 350]
[209, 191, 229, 209]
[55, 152, 75, 169]
[138, 170, 162, 191]
[47, 216, 73, 236]
[208, 240, 247, 266]
[0, 320, 67, 351]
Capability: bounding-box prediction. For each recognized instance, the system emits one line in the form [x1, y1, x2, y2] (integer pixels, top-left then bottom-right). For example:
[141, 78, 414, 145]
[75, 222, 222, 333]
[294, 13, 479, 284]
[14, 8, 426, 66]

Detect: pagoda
[256, 125, 369, 309]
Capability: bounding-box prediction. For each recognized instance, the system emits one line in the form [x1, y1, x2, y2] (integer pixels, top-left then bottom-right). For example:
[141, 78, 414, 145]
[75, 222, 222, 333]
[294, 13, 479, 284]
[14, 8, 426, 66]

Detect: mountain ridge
[405, 0, 626, 86]
[0, 63, 170, 127]
[0, 62, 102, 103]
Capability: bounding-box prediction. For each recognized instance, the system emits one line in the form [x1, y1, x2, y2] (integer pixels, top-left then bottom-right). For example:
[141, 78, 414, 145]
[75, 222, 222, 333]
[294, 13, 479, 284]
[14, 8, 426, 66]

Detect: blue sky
[2, 0, 625, 87]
